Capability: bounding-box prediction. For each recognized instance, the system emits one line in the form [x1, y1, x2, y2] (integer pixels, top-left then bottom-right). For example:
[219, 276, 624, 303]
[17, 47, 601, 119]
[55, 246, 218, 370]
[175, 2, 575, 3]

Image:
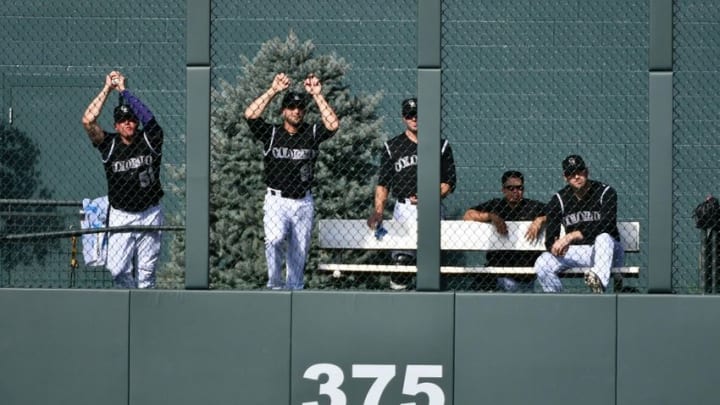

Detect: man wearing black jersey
[244, 72, 339, 290]
[82, 71, 164, 288]
[534, 155, 624, 293]
[464, 170, 546, 292]
[367, 98, 456, 289]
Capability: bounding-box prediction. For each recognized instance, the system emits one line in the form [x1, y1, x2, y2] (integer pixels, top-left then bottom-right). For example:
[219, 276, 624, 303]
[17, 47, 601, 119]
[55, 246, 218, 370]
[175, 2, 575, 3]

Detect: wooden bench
[317, 220, 640, 284]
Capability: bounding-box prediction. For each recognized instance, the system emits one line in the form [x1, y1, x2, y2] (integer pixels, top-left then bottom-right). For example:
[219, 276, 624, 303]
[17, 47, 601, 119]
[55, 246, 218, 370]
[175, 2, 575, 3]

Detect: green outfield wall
[2, 289, 719, 405]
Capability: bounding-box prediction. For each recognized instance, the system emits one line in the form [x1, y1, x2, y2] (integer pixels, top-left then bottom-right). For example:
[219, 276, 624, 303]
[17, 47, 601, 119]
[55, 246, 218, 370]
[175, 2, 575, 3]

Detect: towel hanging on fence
[80, 196, 108, 266]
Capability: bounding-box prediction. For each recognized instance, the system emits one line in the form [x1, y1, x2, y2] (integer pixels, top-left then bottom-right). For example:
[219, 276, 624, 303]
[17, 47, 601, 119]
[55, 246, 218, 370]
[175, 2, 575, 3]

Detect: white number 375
[302, 363, 445, 405]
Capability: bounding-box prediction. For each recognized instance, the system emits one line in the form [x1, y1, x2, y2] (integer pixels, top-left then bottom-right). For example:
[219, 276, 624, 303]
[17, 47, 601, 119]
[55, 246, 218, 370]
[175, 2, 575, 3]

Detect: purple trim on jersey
[121, 89, 154, 126]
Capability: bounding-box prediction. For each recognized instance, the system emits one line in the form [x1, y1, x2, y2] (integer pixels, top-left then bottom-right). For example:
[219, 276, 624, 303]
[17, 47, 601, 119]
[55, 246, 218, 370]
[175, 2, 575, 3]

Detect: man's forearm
[374, 186, 389, 214]
[463, 209, 491, 222]
[244, 88, 276, 119]
[82, 86, 111, 144]
[313, 93, 339, 131]
[82, 86, 111, 126]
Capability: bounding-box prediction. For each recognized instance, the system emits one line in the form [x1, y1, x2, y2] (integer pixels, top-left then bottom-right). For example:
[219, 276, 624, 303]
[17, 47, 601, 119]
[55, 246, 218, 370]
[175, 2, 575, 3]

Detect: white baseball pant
[535, 233, 624, 292]
[263, 191, 314, 290]
[391, 200, 417, 261]
[390, 199, 446, 261]
[107, 204, 163, 289]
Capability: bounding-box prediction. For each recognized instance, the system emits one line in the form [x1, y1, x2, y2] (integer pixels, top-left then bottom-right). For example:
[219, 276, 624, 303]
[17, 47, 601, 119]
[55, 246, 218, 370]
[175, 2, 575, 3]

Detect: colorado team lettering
[272, 147, 317, 160]
[563, 211, 601, 226]
[112, 155, 153, 173]
[394, 155, 417, 172]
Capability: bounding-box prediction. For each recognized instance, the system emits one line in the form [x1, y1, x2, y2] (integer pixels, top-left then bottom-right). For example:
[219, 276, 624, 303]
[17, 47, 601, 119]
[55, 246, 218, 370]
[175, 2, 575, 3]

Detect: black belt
[398, 198, 417, 205]
[267, 188, 311, 199]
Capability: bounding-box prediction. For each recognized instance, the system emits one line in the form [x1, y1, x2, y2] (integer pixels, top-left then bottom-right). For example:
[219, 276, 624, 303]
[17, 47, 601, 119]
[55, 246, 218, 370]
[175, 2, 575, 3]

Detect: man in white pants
[82, 71, 164, 288]
[534, 155, 624, 293]
[244, 72, 339, 290]
[367, 98, 456, 289]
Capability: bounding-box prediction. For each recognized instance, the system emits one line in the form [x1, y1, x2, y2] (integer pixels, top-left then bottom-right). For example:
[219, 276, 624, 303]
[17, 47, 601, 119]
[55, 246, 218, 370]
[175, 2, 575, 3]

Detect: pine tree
[164, 32, 391, 289]
[0, 121, 59, 278]
[157, 161, 186, 289]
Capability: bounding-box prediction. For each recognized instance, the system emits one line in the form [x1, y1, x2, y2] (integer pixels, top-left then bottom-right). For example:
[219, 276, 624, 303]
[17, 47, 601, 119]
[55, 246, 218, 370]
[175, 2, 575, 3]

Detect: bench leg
[613, 273, 623, 293]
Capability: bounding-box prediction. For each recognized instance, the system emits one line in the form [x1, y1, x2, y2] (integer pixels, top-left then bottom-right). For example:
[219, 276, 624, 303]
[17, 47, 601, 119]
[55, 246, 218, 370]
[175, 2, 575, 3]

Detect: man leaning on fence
[463, 170, 546, 292]
[534, 155, 624, 293]
[81, 71, 164, 289]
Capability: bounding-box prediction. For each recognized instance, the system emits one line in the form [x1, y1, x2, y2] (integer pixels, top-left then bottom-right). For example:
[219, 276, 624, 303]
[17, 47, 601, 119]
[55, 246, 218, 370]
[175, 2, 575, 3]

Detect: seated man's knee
[593, 233, 618, 257]
[534, 252, 555, 274]
[595, 233, 613, 244]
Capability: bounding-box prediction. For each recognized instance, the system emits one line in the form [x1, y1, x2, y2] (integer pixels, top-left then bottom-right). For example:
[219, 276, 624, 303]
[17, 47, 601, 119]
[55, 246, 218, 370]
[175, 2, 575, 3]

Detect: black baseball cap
[401, 98, 417, 117]
[562, 154, 587, 176]
[281, 91, 307, 109]
[113, 104, 137, 123]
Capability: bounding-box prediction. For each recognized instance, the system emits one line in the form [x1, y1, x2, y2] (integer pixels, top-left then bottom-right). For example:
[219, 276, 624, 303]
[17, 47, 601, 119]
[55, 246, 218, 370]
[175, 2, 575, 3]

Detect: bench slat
[318, 220, 640, 252]
[318, 263, 640, 275]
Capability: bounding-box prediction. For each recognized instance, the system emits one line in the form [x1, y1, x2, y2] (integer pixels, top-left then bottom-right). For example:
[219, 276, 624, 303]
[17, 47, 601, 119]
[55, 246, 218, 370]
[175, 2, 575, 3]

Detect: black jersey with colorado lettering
[377, 133, 456, 200]
[544, 179, 620, 251]
[246, 118, 336, 197]
[97, 119, 164, 212]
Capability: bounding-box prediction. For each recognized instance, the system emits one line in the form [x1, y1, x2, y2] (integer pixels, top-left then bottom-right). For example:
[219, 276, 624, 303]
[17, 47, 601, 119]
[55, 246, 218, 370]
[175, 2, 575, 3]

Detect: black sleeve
[544, 194, 563, 251]
[471, 199, 496, 213]
[440, 140, 456, 191]
[529, 200, 547, 218]
[313, 122, 338, 143]
[376, 143, 393, 188]
[245, 117, 273, 141]
[583, 186, 618, 242]
[143, 118, 163, 151]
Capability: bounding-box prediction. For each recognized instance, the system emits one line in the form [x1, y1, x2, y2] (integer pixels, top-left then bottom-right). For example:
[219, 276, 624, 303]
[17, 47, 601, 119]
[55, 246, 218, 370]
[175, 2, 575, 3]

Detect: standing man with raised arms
[244, 72, 339, 290]
[81, 71, 165, 288]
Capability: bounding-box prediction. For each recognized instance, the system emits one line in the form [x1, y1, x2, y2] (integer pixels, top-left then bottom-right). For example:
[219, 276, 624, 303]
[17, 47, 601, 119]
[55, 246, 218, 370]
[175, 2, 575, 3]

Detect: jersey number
[139, 167, 155, 188]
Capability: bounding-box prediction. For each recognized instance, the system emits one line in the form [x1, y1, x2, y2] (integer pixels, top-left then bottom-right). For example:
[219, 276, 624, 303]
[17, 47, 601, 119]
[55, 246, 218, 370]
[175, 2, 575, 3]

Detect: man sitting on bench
[534, 155, 625, 293]
[463, 170, 546, 292]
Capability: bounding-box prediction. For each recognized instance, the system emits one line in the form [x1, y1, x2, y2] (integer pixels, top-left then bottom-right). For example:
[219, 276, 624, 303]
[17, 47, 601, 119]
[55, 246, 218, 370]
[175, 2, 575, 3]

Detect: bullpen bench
[317, 220, 640, 289]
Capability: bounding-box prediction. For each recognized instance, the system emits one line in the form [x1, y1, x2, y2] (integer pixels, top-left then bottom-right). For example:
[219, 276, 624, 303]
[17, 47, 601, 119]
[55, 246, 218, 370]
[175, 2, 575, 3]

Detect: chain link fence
[0, 199, 111, 288]
[208, 0, 417, 290]
[3, 0, 720, 293]
[0, 1, 186, 288]
[438, 0, 649, 293]
[672, 0, 720, 294]
[206, 0, 652, 293]
[0, 200, 183, 289]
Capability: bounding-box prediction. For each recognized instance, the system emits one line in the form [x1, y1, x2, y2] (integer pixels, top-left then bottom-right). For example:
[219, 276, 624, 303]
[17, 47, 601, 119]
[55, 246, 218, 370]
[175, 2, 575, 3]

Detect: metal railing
[1, 199, 184, 288]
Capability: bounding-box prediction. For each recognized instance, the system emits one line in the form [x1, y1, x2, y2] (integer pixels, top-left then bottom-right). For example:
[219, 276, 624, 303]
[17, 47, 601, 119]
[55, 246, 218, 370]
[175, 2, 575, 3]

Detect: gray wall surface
[2, 289, 720, 405]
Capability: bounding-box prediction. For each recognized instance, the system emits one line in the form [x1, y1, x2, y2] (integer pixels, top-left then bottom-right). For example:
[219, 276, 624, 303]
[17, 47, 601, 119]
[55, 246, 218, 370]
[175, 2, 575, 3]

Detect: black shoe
[390, 278, 408, 290]
[394, 253, 416, 265]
